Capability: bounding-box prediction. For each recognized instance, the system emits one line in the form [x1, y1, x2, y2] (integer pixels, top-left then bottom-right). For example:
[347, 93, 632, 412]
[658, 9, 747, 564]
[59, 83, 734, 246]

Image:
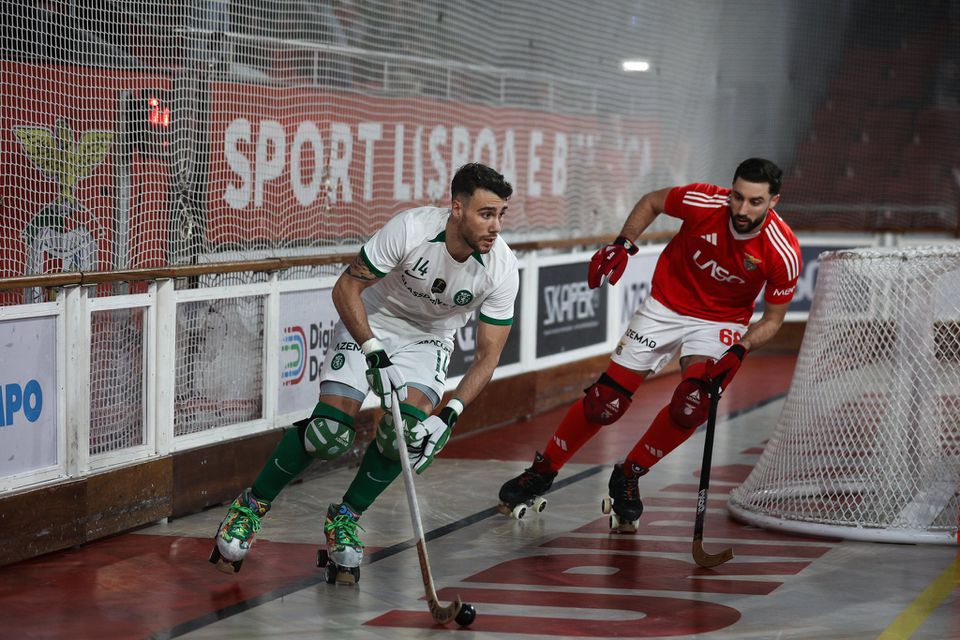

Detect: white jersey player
[211, 163, 517, 582]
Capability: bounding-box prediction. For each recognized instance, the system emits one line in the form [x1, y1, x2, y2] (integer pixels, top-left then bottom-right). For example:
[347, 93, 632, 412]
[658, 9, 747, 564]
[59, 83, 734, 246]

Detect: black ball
[455, 603, 477, 626]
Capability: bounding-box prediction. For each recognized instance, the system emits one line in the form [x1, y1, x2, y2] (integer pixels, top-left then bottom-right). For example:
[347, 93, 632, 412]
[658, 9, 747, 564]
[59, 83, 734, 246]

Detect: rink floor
[3, 353, 959, 639]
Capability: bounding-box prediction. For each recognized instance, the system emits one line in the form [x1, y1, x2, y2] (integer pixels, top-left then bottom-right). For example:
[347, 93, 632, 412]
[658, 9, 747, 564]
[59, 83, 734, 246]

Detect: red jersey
[650, 183, 801, 324]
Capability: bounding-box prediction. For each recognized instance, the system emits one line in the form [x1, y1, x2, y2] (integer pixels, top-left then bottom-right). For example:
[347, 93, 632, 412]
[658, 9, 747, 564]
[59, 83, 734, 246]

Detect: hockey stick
[390, 391, 465, 625]
[691, 379, 735, 568]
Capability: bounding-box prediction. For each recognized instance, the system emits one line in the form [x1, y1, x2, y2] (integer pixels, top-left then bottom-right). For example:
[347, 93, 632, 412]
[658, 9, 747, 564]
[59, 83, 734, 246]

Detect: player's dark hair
[451, 163, 513, 201]
[733, 158, 783, 196]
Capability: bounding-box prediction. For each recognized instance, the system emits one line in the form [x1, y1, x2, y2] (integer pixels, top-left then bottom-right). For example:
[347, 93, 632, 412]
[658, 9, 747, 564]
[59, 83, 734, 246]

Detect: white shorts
[611, 296, 748, 375]
[319, 318, 454, 406]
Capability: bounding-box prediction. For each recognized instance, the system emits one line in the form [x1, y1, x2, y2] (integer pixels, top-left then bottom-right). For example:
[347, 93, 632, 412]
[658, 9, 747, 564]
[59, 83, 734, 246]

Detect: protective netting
[174, 292, 264, 436]
[90, 306, 146, 454]
[5, 0, 957, 294]
[729, 246, 960, 544]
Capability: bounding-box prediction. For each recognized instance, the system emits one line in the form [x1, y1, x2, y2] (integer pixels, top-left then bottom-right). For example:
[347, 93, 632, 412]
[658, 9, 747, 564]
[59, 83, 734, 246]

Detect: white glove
[408, 399, 462, 473]
[362, 338, 406, 409]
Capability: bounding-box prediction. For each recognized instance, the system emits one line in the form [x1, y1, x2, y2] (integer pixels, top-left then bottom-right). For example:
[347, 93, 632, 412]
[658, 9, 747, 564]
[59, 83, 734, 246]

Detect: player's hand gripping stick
[362, 338, 406, 409]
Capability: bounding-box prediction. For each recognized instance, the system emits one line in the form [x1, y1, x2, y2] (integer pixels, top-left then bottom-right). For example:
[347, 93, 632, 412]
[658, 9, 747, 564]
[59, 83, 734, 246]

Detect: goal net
[729, 246, 960, 544]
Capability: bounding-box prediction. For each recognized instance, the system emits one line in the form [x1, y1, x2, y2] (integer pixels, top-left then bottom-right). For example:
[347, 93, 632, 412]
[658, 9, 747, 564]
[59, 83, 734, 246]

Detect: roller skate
[601, 463, 645, 533]
[209, 488, 271, 574]
[498, 452, 557, 520]
[316, 502, 364, 585]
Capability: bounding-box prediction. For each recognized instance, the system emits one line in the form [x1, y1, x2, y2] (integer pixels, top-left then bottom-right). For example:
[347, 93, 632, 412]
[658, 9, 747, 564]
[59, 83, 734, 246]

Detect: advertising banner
[278, 289, 339, 415]
[536, 262, 607, 358]
[0, 316, 58, 478]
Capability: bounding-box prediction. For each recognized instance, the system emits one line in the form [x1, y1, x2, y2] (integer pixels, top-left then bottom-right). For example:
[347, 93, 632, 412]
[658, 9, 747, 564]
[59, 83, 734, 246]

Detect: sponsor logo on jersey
[453, 290, 474, 305]
[330, 353, 345, 370]
[692, 249, 746, 284]
[700, 232, 718, 245]
[773, 286, 796, 297]
[431, 278, 446, 294]
[625, 328, 657, 348]
[743, 253, 761, 271]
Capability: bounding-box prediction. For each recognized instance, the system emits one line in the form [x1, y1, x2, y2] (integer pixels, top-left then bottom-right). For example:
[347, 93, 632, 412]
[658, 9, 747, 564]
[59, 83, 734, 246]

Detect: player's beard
[731, 211, 766, 233]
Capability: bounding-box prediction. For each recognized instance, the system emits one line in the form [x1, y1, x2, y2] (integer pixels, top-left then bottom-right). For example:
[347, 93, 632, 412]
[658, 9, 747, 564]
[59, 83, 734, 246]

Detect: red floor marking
[367, 587, 741, 636]
[0, 535, 332, 639]
[443, 354, 796, 463]
[463, 553, 784, 595]
[541, 536, 832, 559]
[573, 512, 835, 542]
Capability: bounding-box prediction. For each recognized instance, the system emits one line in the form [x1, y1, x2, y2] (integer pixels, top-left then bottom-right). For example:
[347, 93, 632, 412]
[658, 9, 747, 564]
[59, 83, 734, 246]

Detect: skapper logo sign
[0, 379, 43, 427]
[282, 321, 336, 385]
[281, 326, 307, 385]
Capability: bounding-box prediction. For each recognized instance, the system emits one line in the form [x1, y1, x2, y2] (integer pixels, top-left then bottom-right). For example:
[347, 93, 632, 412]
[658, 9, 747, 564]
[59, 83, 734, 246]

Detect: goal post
[729, 246, 960, 544]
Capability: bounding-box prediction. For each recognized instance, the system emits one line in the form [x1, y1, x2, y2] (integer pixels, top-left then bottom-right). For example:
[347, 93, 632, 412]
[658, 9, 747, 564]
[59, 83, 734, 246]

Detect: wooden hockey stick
[391, 392, 464, 624]
[692, 379, 735, 568]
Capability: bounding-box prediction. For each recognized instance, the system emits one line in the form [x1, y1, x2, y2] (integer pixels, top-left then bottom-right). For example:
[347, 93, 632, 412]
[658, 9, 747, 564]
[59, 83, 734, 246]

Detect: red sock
[625, 361, 709, 471]
[542, 362, 644, 471]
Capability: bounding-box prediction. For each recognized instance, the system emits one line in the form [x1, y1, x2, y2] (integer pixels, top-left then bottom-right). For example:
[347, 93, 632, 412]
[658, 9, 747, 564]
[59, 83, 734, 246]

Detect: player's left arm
[408, 319, 512, 473]
[452, 320, 512, 407]
[739, 300, 789, 352]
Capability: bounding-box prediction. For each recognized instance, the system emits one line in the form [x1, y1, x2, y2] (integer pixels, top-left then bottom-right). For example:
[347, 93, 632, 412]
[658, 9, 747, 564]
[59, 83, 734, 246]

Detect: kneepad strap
[583, 373, 633, 425]
[375, 403, 429, 461]
[297, 402, 356, 460]
[669, 377, 710, 430]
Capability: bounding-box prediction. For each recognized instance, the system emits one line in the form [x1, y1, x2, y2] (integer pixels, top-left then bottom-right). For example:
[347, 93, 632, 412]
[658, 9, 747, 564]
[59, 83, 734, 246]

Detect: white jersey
[360, 206, 519, 340]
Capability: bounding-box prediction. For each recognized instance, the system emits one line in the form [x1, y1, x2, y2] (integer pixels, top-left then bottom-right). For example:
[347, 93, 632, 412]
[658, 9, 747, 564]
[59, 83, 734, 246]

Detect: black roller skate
[316, 502, 364, 585]
[498, 452, 558, 520]
[601, 463, 645, 533]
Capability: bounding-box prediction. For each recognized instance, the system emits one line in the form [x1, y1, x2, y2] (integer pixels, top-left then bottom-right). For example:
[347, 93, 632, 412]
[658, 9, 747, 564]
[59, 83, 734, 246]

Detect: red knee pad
[583, 376, 632, 425]
[669, 377, 710, 429]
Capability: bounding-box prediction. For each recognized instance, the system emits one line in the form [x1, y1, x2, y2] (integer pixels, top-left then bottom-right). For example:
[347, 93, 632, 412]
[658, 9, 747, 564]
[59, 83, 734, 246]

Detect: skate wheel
[209, 546, 222, 564]
[316, 549, 329, 569]
[512, 503, 527, 520]
[601, 496, 612, 514]
[532, 496, 547, 513]
[609, 513, 620, 530]
[323, 562, 338, 585]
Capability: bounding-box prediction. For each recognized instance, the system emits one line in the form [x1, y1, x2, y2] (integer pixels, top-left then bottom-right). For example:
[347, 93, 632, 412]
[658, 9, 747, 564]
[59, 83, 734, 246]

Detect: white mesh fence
[729, 246, 960, 544]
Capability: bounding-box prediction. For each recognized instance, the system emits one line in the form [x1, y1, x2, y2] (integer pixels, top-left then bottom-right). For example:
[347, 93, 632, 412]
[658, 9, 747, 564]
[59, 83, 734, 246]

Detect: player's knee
[375, 403, 428, 461]
[298, 401, 356, 460]
[669, 377, 710, 430]
[583, 373, 633, 425]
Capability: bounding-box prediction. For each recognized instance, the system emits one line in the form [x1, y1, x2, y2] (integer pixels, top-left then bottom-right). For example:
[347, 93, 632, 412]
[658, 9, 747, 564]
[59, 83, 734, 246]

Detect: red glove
[587, 236, 639, 289]
[704, 344, 747, 392]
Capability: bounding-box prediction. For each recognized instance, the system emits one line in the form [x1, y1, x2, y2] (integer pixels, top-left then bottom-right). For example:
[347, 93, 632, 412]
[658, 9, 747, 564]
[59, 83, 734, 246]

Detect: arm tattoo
[345, 255, 378, 281]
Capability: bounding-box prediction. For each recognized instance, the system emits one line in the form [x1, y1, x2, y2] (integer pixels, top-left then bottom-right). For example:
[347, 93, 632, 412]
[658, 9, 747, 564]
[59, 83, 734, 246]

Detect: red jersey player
[497, 157, 801, 529]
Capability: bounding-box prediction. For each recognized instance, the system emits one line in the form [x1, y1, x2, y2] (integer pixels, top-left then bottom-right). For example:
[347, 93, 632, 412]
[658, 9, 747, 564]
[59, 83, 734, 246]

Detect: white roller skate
[210, 488, 271, 574]
[317, 502, 364, 585]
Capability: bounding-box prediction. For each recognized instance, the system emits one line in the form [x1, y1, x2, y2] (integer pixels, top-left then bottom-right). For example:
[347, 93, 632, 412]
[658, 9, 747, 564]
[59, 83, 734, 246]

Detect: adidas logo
[644, 444, 664, 459]
[683, 388, 701, 415]
[700, 232, 717, 245]
[553, 436, 568, 451]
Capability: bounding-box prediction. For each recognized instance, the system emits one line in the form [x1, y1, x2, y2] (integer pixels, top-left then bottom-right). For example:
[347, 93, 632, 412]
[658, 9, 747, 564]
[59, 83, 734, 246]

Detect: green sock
[251, 427, 312, 501]
[342, 440, 401, 513]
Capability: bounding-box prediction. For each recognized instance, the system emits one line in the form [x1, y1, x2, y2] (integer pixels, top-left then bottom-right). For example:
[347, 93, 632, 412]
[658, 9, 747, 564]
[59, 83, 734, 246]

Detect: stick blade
[428, 594, 464, 625]
[692, 540, 734, 568]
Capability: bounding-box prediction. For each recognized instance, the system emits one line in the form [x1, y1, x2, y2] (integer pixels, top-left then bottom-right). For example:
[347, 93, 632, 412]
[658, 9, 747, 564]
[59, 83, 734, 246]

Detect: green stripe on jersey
[479, 313, 513, 325]
[359, 247, 387, 278]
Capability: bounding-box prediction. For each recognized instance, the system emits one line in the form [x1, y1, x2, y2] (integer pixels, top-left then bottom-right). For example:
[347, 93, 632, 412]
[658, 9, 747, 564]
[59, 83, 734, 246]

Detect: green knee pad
[299, 401, 356, 460]
[375, 403, 428, 461]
